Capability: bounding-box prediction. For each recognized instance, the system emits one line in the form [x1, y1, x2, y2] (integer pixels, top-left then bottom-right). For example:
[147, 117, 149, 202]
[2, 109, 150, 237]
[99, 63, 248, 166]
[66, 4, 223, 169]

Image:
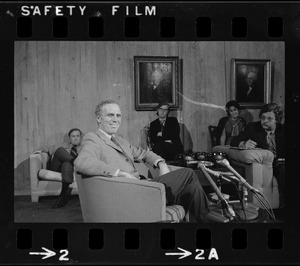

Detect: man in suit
[36, 128, 83, 208]
[230, 103, 285, 205]
[236, 68, 264, 103]
[150, 102, 184, 161]
[74, 100, 210, 222]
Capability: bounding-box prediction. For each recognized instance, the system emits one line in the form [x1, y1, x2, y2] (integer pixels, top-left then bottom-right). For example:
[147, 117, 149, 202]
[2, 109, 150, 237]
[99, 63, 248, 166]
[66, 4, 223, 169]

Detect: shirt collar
[98, 128, 113, 139]
[265, 129, 275, 135]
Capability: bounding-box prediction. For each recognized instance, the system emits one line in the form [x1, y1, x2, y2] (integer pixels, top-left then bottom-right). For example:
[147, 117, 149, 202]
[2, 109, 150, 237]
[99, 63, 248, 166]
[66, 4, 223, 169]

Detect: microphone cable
[251, 191, 277, 222]
[218, 175, 243, 223]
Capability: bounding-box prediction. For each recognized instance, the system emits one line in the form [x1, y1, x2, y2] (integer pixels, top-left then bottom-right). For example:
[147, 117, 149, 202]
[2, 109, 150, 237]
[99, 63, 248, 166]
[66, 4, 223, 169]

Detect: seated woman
[216, 100, 246, 146]
[149, 102, 183, 161]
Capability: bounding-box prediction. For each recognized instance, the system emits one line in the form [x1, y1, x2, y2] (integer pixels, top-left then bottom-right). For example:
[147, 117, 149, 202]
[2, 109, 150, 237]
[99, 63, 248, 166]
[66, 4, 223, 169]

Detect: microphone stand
[217, 159, 259, 221]
[198, 163, 236, 223]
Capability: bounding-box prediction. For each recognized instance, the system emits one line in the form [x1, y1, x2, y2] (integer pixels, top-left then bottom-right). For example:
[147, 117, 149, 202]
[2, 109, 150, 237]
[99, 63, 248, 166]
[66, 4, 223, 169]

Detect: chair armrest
[212, 145, 274, 165]
[30, 152, 50, 173]
[75, 174, 167, 222]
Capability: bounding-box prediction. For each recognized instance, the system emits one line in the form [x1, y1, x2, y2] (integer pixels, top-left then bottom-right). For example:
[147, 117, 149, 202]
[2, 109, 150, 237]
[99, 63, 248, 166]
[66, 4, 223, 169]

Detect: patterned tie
[70, 146, 78, 158]
[159, 119, 165, 133]
[111, 136, 135, 169]
[267, 132, 277, 157]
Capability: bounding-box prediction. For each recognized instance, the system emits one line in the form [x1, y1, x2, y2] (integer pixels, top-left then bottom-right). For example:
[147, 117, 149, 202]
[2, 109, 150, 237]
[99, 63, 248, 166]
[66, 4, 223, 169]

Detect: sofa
[29, 151, 78, 202]
[212, 145, 280, 209]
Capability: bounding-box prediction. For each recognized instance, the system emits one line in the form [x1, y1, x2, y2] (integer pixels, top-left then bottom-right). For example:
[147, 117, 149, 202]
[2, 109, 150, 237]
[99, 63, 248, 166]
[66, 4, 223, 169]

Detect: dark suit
[236, 80, 264, 103]
[230, 121, 285, 203]
[75, 129, 209, 222]
[230, 121, 285, 158]
[150, 117, 184, 161]
[50, 147, 77, 184]
[140, 79, 172, 104]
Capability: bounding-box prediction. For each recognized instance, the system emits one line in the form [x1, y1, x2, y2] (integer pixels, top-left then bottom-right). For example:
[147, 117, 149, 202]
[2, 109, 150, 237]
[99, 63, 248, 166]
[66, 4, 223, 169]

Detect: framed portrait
[231, 59, 271, 108]
[134, 56, 181, 111]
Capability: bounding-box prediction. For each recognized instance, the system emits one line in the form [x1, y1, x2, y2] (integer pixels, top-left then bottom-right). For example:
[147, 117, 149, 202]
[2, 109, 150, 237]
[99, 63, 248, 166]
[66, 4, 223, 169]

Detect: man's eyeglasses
[159, 108, 169, 112]
[260, 115, 276, 122]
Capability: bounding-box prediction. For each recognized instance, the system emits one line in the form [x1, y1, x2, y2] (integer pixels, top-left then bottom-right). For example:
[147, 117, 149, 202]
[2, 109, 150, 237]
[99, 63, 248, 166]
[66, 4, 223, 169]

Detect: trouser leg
[52, 161, 74, 208]
[273, 164, 285, 207]
[50, 147, 74, 171]
[153, 168, 209, 222]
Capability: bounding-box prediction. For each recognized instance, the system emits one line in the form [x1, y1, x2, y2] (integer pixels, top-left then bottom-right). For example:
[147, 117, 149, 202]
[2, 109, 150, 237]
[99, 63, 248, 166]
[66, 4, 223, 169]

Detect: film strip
[1, 1, 299, 264]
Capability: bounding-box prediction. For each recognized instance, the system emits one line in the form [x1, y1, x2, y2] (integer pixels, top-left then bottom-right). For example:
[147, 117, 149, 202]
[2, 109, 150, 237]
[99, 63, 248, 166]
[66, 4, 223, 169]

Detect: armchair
[29, 151, 78, 202]
[75, 162, 188, 223]
[212, 145, 280, 209]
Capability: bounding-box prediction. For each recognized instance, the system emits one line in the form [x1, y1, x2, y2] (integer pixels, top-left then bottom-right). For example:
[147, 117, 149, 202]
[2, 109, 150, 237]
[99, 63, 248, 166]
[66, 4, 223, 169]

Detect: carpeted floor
[14, 195, 83, 223]
[14, 194, 284, 223]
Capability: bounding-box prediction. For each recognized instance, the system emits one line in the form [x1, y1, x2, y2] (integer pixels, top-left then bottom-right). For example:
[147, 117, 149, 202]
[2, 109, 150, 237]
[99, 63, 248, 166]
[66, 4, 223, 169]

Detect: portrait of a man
[139, 62, 173, 104]
[134, 56, 181, 110]
[236, 64, 265, 103]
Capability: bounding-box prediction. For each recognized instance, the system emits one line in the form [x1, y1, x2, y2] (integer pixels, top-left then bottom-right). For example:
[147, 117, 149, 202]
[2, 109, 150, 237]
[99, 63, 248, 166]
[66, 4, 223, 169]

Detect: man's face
[228, 106, 239, 119]
[246, 72, 257, 86]
[69, 130, 81, 146]
[97, 103, 121, 135]
[157, 105, 169, 119]
[260, 111, 277, 131]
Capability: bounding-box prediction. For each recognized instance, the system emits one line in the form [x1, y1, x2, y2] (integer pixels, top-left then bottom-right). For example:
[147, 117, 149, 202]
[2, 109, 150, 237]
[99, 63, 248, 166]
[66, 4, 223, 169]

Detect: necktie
[159, 119, 165, 132]
[111, 136, 136, 169]
[70, 146, 78, 158]
[267, 132, 277, 156]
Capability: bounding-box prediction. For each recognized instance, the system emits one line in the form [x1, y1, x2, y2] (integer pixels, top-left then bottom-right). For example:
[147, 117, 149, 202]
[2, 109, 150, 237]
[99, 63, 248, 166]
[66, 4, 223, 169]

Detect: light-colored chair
[75, 162, 188, 223]
[212, 145, 280, 209]
[29, 152, 78, 202]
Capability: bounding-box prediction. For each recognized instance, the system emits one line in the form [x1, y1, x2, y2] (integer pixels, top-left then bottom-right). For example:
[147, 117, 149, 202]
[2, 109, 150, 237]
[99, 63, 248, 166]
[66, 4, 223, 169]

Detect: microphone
[203, 166, 240, 182]
[198, 163, 236, 219]
[216, 159, 260, 194]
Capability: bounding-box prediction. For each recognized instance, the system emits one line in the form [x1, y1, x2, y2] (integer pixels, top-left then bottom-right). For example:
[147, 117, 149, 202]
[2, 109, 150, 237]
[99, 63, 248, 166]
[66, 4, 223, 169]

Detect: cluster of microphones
[198, 158, 276, 223]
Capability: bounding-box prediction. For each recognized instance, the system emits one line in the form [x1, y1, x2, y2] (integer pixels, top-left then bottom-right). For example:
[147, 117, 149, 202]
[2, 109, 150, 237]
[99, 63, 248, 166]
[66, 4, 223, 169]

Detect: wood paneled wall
[14, 41, 285, 190]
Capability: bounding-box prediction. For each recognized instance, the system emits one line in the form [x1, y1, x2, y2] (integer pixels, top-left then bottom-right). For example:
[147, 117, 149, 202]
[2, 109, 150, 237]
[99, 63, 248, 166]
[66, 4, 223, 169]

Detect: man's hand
[118, 171, 139, 180]
[239, 139, 257, 149]
[158, 161, 170, 176]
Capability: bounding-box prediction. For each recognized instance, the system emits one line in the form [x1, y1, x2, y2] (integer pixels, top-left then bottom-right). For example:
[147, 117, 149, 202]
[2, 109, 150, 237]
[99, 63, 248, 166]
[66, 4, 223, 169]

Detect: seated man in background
[149, 102, 183, 161]
[230, 103, 285, 205]
[75, 100, 210, 223]
[35, 128, 83, 208]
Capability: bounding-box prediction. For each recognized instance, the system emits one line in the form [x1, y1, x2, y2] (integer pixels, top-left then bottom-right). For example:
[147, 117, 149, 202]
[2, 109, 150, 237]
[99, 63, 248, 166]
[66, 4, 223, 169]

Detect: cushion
[165, 205, 185, 222]
[38, 169, 62, 181]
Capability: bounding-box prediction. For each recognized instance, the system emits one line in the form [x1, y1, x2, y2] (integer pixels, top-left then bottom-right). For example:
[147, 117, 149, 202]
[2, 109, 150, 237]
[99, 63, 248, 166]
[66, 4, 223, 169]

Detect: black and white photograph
[2, 1, 299, 265]
[14, 41, 285, 224]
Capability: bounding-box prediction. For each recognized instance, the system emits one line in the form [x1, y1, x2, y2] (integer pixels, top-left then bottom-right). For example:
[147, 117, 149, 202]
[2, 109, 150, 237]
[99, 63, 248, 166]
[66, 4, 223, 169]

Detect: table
[167, 160, 239, 199]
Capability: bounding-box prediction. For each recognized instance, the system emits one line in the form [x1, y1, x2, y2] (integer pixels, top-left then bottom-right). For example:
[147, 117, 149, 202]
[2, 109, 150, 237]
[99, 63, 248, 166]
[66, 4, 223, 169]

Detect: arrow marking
[165, 247, 192, 259]
[29, 247, 56, 260]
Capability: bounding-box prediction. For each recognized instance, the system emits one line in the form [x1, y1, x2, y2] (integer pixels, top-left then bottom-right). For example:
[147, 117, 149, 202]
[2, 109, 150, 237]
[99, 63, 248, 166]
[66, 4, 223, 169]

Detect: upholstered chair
[212, 145, 280, 209]
[75, 162, 189, 223]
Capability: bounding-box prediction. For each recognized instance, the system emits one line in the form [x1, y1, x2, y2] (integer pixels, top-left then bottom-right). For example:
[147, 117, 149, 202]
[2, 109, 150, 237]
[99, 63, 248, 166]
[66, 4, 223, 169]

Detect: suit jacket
[150, 117, 183, 153]
[74, 129, 162, 178]
[236, 83, 264, 103]
[230, 121, 285, 158]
